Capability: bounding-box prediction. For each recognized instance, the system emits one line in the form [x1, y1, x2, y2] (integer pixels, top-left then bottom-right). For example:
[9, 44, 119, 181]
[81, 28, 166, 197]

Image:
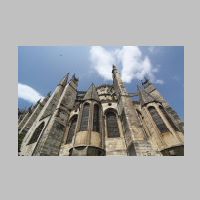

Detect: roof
[83, 83, 100, 102]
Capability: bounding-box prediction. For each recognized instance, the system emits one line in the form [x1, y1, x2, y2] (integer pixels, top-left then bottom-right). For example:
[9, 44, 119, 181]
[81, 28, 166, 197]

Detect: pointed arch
[105, 109, 120, 138]
[28, 122, 45, 145]
[159, 106, 179, 131]
[148, 106, 169, 133]
[93, 104, 100, 132]
[66, 115, 78, 144]
[80, 103, 90, 131]
[127, 143, 136, 156]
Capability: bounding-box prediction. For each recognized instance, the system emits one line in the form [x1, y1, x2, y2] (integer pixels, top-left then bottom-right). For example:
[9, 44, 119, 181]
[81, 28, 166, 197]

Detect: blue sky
[18, 46, 184, 119]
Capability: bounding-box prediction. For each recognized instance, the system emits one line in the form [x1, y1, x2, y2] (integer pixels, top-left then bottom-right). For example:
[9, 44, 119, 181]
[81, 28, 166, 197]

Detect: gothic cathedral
[18, 65, 184, 156]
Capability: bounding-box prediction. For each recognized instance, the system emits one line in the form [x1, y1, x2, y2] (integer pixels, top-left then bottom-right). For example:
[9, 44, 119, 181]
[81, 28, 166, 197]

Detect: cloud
[18, 83, 44, 103]
[148, 46, 161, 54]
[89, 46, 115, 80]
[89, 46, 163, 84]
[155, 79, 164, 84]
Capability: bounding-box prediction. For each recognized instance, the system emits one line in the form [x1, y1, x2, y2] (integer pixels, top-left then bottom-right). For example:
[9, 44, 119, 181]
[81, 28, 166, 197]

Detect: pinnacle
[59, 73, 69, 86]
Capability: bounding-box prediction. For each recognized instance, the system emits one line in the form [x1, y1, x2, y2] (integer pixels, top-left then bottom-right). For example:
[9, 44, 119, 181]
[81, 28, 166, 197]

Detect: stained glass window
[106, 111, 120, 138]
[148, 106, 169, 133]
[66, 116, 77, 144]
[159, 106, 179, 131]
[93, 104, 100, 132]
[80, 103, 90, 131]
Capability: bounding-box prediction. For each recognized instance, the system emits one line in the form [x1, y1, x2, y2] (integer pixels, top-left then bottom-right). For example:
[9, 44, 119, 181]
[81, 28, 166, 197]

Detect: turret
[112, 65, 157, 156]
[32, 74, 79, 156]
[20, 74, 70, 156]
[140, 78, 184, 132]
[137, 79, 184, 156]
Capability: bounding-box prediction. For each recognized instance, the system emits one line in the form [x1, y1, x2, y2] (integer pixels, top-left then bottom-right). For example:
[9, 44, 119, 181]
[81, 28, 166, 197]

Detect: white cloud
[148, 46, 161, 54]
[18, 83, 44, 103]
[89, 46, 163, 84]
[89, 46, 115, 80]
[155, 79, 164, 84]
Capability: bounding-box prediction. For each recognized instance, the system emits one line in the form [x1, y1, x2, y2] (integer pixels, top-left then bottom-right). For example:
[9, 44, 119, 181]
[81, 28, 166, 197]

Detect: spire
[68, 74, 79, 91]
[34, 99, 41, 108]
[58, 73, 69, 87]
[141, 76, 152, 89]
[83, 83, 100, 102]
[41, 92, 51, 103]
[36, 99, 41, 105]
[113, 64, 117, 70]
[28, 105, 33, 113]
[112, 64, 127, 95]
[112, 64, 118, 73]
[71, 73, 79, 83]
[47, 91, 51, 97]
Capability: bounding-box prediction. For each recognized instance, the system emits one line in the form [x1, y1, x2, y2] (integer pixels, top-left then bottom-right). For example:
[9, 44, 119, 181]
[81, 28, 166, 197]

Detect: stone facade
[18, 65, 184, 156]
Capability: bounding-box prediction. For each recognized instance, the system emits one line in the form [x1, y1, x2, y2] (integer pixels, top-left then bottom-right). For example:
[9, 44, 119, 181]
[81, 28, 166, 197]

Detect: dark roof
[138, 84, 161, 106]
[83, 83, 100, 102]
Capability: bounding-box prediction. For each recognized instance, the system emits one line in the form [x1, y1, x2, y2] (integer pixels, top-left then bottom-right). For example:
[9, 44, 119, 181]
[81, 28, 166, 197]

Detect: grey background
[0, 0, 199, 199]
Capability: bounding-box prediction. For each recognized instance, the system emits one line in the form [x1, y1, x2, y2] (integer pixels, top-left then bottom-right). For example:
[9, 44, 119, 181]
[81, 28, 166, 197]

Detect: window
[93, 104, 100, 132]
[127, 143, 136, 156]
[159, 106, 179, 131]
[106, 110, 120, 138]
[28, 122, 45, 145]
[80, 103, 90, 131]
[66, 116, 77, 144]
[148, 106, 168, 133]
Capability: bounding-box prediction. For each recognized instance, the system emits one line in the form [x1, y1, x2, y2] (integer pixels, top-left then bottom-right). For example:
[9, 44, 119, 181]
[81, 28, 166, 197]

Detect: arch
[93, 104, 100, 132]
[28, 122, 45, 145]
[106, 109, 120, 138]
[148, 106, 169, 133]
[104, 107, 118, 116]
[127, 143, 136, 156]
[159, 106, 179, 131]
[66, 115, 78, 144]
[80, 103, 90, 131]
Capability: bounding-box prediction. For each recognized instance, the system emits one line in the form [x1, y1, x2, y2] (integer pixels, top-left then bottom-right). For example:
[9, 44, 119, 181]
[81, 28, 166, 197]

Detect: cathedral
[18, 65, 184, 156]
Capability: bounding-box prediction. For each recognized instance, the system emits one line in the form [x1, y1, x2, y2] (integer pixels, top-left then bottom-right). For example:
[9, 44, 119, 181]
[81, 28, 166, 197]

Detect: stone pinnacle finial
[112, 65, 118, 74]
[72, 73, 79, 82]
[59, 73, 69, 86]
[36, 99, 41, 104]
[47, 91, 51, 97]
[142, 76, 151, 87]
[113, 65, 117, 70]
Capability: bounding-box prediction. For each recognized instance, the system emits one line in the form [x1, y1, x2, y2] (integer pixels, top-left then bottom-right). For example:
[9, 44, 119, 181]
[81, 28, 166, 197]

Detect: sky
[18, 46, 184, 120]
